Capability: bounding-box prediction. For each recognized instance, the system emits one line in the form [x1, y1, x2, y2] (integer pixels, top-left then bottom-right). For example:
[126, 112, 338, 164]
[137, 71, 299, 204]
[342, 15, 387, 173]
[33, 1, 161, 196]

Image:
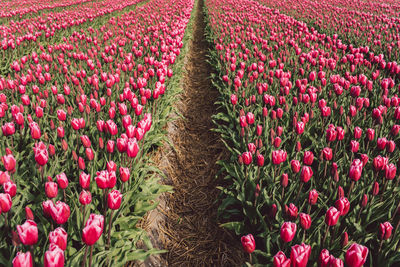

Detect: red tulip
[25, 206, 34, 220]
[2, 154, 16, 172]
[303, 151, 314, 166]
[308, 189, 318, 205]
[299, 213, 311, 230]
[12, 251, 33, 267]
[17, 220, 38, 246]
[0, 193, 12, 212]
[79, 190, 92, 205]
[119, 167, 130, 182]
[2, 122, 16, 136]
[280, 222, 297, 243]
[385, 163, 396, 180]
[127, 139, 139, 158]
[290, 243, 311, 267]
[44, 246, 64, 267]
[241, 234, 255, 253]
[49, 227, 68, 250]
[345, 243, 368, 267]
[242, 152, 252, 165]
[3, 181, 16, 197]
[335, 197, 350, 216]
[33, 142, 48, 166]
[107, 190, 122, 210]
[273, 251, 291, 267]
[379, 222, 393, 240]
[82, 214, 104, 246]
[290, 160, 301, 173]
[319, 249, 331, 267]
[50, 201, 70, 225]
[29, 122, 41, 139]
[300, 166, 313, 183]
[349, 159, 363, 181]
[45, 181, 58, 198]
[325, 207, 340, 226]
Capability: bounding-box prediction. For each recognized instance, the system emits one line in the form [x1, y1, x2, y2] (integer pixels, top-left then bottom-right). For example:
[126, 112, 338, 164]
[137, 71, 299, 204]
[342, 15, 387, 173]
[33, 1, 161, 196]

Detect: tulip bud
[345, 243, 368, 267]
[280, 222, 297, 243]
[308, 189, 318, 205]
[241, 234, 255, 253]
[325, 207, 340, 226]
[342, 232, 349, 247]
[379, 222, 393, 240]
[299, 213, 311, 230]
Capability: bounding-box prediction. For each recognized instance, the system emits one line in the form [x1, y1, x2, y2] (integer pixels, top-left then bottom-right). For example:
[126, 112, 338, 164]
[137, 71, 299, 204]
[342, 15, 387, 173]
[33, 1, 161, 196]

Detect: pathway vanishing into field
[152, 0, 244, 265]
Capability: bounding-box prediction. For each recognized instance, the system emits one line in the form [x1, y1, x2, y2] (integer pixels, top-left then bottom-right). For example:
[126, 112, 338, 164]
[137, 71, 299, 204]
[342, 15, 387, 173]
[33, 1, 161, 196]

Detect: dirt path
[152, 0, 245, 265]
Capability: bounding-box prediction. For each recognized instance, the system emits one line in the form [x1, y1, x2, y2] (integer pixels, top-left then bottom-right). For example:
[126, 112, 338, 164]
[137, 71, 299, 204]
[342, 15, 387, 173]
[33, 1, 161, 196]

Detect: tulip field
[2, 0, 400, 265]
[206, 0, 400, 265]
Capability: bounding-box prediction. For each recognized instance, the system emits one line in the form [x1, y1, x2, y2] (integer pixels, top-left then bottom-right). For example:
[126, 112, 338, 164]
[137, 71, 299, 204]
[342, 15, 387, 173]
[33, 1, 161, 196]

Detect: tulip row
[0, 0, 94, 19]
[205, 0, 400, 265]
[259, 0, 400, 63]
[0, 0, 193, 265]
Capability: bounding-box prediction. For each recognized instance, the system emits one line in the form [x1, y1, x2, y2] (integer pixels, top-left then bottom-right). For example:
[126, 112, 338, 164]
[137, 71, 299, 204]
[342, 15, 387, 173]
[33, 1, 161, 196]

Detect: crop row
[0, 0, 193, 265]
[205, 0, 400, 265]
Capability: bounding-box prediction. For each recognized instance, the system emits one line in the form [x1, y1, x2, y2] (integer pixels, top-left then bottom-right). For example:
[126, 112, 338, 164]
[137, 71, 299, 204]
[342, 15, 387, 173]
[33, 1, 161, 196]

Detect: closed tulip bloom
[17, 220, 38, 246]
[3, 181, 16, 197]
[242, 152, 252, 165]
[350, 140, 359, 153]
[326, 127, 337, 142]
[42, 200, 54, 218]
[291, 160, 301, 173]
[85, 148, 94, 161]
[82, 214, 104, 246]
[56, 173, 68, 189]
[299, 213, 311, 230]
[325, 207, 340, 226]
[366, 128, 375, 141]
[385, 163, 397, 180]
[79, 190, 92, 205]
[377, 137, 387, 150]
[308, 189, 318, 205]
[361, 194, 368, 208]
[246, 112, 255, 125]
[49, 227, 67, 250]
[290, 243, 311, 267]
[2, 154, 16, 172]
[345, 243, 368, 267]
[80, 135, 91, 148]
[386, 140, 396, 153]
[127, 139, 139, 158]
[273, 251, 291, 267]
[379, 222, 393, 240]
[349, 159, 363, 181]
[280, 222, 297, 243]
[107, 190, 122, 210]
[300, 166, 313, 183]
[79, 172, 90, 189]
[287, 203, 298, 219]
[106, 120, 118, 136]
[323, 147, 332, 161]
[33, 142, 48, 166]
[29, 122, 41, 139]
[336, 126, 345, 140]
[25, 206, 34, 220]
[107, 140, 115, 153]
[2, 122, 15, 136]
[50, 201, 70, 225]
[0, 193, 12, 212]
[342, 232, 349, 247]
[95, 170, 109, 189]
[281, 173, 288, 187]
[241, 234, 255, 253]
[353, 127, 362, 139]
[319, 249, 331, 267]
[44, 246, 64, 267]
[295, 122, 305, 135]
[329, 256, 344, 267]
[335, 197, 350, 216]
[45, 181, 58, 198]
[303, 151, 314, 166]
[12, 251, 33, 267]
[119, 167, 130, 182]
[372, 182, 379, 196]
[272, 150, 287, 165]
[373, 155, 386, 171]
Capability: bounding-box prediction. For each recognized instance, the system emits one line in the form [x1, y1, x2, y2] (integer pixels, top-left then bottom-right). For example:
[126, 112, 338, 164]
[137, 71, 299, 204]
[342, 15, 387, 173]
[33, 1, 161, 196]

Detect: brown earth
[133, 0, 245, 266]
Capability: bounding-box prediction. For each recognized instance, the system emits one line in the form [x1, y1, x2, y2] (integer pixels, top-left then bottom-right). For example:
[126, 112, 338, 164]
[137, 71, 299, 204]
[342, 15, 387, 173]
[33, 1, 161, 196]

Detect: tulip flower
[290, 243, 311, 267]
[3, 181, 16, 197]
[17, 220, 38, 246]
[299, 213, 311, 230]
[319, 249, 330, 267]
[12, 251, 33, 267]
[273, 251, 291, 267]
[82, 214, 104, 246]
[2, 154, 16, 172]
[45, 181, 58, 199]
[0, 193, 12, 212]
[290, 160, 301, 173]
[303, 151, 314, 166]
[335, 197, 350, 216]
[241, 234, 255, 253]
[379, 222, 393, 241]
[345, 243, 368, 267]
[33, 141, 48, 166]
[280, 222, 297, 243]
[49, 227, 68, 250]
[79, 172, 90, 189]
[50, 201, 70, 225]
[44, 246, 64, 267]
